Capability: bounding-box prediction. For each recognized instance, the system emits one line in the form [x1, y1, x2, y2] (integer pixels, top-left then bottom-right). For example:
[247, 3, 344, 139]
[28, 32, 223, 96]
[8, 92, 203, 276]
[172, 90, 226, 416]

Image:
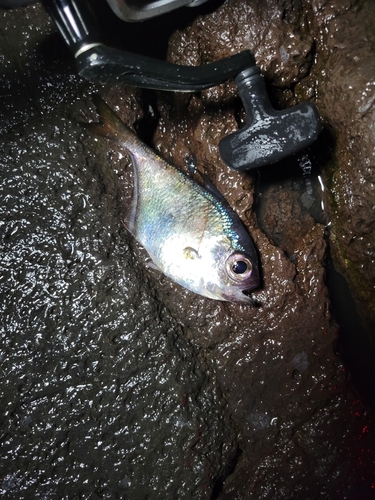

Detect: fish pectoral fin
[183, 247, 200, 260]
[145, 260, 163, 272]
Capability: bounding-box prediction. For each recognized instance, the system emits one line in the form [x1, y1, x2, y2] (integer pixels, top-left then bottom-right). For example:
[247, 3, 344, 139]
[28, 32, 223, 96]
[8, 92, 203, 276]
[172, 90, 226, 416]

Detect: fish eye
[232, 260, 249, 274]
[226, 253, 253, 281]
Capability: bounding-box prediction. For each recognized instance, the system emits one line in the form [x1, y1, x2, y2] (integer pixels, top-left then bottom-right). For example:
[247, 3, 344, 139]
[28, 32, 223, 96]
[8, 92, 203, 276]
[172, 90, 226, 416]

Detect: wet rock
[0, 6, 239, 498]
[0, 101, 239, 499]
[305, 0, 375, 340]
[0, 3, 89, 134]
[155, 0, 375, 497]
[1, 1, 375, 499]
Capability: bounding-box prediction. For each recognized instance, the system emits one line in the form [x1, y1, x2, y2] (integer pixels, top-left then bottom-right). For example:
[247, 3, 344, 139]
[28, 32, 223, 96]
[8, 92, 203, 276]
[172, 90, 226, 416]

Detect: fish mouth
[240, 288, 261, 306]
[233, 269, 260, 304]
[220, 284, 259, 304]
[206, 265, 260, 304]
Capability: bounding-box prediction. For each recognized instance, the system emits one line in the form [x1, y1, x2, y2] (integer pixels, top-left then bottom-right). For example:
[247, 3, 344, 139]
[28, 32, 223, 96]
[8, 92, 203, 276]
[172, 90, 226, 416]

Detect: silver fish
[86, 97, 260, 303]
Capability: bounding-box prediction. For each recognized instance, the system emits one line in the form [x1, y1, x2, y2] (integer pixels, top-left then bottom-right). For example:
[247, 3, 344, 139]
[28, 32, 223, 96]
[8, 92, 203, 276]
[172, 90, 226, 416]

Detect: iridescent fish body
[87, 97, 259, 303]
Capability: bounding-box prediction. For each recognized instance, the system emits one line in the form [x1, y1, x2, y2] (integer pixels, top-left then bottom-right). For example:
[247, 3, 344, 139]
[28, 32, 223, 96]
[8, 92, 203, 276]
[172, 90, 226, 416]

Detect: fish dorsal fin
[185, 156, 230, 207]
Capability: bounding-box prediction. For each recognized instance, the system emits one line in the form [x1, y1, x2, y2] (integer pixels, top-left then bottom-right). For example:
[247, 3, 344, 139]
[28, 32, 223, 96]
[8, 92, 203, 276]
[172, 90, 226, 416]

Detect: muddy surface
[308, 0, 375, 340]
[1, 1, 374, 499]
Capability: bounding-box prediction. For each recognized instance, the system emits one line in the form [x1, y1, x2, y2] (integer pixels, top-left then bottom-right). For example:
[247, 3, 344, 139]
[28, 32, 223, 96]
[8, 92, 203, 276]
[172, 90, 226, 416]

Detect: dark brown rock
[1, 0, 375, 499]
[153, 0, 375, 497]
[307, 0, 375, 340]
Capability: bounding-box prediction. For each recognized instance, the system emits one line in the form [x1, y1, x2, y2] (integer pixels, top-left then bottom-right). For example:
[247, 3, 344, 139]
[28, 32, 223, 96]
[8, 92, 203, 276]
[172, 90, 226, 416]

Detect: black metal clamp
[42, 0, 256, 90]
[219, 67, 322, 170]
[42, 0, 322, 170]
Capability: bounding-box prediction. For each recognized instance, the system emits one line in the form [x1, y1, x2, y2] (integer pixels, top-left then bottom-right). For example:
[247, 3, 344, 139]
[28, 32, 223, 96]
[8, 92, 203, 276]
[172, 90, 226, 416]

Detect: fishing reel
[2, 0, 322, 170]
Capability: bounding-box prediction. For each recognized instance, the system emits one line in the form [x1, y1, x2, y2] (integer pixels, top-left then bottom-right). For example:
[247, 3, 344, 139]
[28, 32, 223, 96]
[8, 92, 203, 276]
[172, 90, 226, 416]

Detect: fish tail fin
[84, 95, 137, 145]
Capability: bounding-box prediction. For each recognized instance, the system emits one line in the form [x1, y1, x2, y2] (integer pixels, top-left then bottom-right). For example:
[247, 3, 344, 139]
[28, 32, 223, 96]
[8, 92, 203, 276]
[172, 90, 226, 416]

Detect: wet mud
[1, 1, 375, 499]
